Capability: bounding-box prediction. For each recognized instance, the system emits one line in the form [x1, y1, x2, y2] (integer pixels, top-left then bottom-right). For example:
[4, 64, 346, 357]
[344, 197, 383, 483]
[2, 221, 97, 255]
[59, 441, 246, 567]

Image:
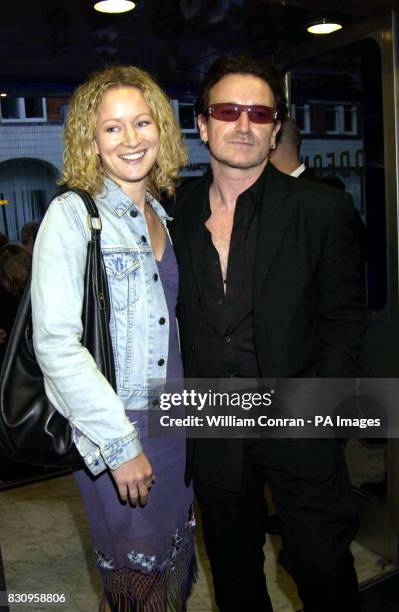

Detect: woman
[31, 66, 195, 611]
[0, 244, 32, 367]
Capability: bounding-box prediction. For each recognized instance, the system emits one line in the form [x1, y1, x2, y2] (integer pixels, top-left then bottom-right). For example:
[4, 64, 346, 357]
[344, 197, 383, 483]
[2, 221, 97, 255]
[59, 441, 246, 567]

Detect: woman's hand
[111, 452, 154, 505]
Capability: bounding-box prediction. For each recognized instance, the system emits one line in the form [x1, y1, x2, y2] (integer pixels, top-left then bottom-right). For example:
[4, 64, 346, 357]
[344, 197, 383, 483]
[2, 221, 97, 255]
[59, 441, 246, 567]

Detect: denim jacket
[31, 179, 172, 476]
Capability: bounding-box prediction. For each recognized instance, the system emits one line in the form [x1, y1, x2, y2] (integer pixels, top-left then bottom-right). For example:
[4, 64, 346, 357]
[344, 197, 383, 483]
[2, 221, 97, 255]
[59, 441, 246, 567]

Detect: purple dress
[74, 239, 195, 611]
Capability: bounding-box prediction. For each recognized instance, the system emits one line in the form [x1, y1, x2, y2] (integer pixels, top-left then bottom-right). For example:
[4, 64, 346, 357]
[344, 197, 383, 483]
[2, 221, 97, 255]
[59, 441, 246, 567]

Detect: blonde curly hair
[61, 65, 188, 197]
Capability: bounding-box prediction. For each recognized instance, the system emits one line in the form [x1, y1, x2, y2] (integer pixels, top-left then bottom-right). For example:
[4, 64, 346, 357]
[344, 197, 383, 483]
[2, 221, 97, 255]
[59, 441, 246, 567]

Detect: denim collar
[98, 177, 173, 221]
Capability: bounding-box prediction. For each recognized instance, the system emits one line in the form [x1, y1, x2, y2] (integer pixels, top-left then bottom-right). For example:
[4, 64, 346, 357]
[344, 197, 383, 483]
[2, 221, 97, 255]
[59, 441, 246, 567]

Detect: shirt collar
[98, 177, 173, 221]
[290, 163, 306, 178]
[244, 164, 269, 203]
[201, 161, 274, 219]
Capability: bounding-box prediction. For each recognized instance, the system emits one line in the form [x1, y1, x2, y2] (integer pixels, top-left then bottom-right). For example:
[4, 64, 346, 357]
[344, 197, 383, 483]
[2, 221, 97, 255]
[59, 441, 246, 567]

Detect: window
[1, 97, 19, 119]
[325, 104, 358, 135]
[60, 103, 69, 121]
[0, 97, 47, 122]
[25, 97, 44, 118]
[343, 105, 357, 134]
[171, 100, 197, 133]
[291, 103, 310, 133]
[179, 103, 196, 132]
[326, 105, 340, 134]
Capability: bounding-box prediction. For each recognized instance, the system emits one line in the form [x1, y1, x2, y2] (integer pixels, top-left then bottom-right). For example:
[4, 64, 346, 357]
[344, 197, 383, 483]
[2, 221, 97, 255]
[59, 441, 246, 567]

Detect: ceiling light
[94, 0, 135, 14]
[307, 19, 342, 35]
[0, 93, 7, 97]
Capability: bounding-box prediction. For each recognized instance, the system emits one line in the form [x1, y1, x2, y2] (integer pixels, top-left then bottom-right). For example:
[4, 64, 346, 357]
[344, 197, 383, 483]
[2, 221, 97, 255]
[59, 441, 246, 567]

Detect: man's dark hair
[0, 243, 32, 295]
[20, 221, 39, 246]
[195, 54, 287, 121]
[278, 117, 302, 152]
[0, 233, 8, 248]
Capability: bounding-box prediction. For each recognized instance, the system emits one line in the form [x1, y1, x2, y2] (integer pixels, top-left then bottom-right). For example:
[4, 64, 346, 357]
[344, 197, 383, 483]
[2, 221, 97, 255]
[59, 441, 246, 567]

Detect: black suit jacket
[169, 163, 367, 489]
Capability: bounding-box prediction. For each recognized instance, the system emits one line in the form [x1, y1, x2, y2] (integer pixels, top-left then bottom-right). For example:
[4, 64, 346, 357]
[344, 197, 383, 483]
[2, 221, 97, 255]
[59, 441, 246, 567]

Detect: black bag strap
[52, 186, 117, 390]
[56, 185, 102, 234]
[67, 187, 107, 310]
[68, 187, 117, 390]
[70, 187, 101, 223]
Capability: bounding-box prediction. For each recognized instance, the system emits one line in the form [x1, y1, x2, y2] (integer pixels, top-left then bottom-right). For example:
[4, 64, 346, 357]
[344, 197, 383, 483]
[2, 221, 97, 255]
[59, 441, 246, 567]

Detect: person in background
[31, 65, 195, 611]
[269, 116, 310, 177]
[322, 174, 346, 191]
[271, 119, 366, 265]
[0, 244, 32, 367]
[270, 118, 350, 192]
[0, 233, 8, 248]
[20, 222, 40, 255]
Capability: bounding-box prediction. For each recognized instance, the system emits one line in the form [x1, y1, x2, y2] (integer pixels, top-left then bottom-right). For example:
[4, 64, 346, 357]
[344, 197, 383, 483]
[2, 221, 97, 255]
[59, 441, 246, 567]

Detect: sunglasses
[207, 103, 278, 124]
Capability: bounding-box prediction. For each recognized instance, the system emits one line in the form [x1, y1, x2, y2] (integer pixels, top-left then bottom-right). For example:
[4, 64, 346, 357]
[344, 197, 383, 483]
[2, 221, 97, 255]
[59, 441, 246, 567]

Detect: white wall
[0, 124, 64, 172]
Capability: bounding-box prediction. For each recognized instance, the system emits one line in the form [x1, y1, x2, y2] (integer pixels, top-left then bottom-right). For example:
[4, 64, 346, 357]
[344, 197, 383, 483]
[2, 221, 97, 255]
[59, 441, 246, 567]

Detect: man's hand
[0, 329, 7, 344]
[111, 452, 154, 505]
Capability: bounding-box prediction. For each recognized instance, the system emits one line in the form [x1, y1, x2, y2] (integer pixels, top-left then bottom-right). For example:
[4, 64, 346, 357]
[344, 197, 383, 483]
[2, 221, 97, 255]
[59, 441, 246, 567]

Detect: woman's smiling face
[93, 86, 160, 196]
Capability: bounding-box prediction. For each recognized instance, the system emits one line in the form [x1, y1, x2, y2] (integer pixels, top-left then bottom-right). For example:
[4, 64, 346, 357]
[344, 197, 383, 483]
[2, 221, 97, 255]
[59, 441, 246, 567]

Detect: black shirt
[196, 173, 264, 378]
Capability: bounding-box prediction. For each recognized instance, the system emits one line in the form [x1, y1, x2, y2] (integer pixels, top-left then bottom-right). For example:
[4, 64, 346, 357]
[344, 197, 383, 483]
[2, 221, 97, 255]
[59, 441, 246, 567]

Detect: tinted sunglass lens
[212, 105, 239, 121]
[250, 107, 275, 124]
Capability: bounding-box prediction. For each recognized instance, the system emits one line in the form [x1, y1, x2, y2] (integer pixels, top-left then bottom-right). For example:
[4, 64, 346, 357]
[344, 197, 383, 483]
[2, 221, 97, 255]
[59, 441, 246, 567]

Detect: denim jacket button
[141, 235, 147, 243]
[130, 210, 138, 217]
[159, 317, 166, 325]
[158, 358, 165, 366]
[153, 273, 158, 281]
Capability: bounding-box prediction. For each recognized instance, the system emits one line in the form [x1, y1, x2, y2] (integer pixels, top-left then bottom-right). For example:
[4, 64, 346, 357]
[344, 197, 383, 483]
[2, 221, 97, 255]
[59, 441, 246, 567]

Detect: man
[170, 55, 366, 611]
[270, 117, 348, 189]
[270, 116, 323, 183]
[269, 116, 307, 177]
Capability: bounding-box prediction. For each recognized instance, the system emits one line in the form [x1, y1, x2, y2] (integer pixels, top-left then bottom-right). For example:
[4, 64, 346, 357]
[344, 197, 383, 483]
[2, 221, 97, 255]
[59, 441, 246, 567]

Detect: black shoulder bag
[0, 188, 116, 468]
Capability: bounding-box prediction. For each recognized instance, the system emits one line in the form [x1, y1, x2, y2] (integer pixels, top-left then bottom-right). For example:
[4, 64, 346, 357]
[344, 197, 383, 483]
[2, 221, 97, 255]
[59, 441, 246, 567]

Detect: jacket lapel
[179, 165, 295, 300]
[254, 165, 295, 300]
[181, 173, 211, 298]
